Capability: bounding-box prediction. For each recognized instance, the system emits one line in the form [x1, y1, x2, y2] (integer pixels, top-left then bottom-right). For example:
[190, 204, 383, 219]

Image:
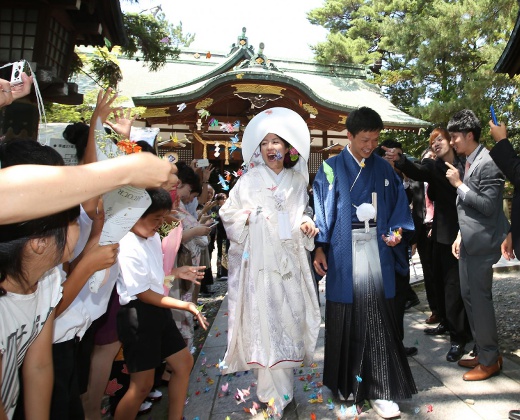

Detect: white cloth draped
[219, 164, 321, 412]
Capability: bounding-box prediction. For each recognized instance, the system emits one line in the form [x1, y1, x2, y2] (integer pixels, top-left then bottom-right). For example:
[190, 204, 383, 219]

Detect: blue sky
[120, 0, 329, 60]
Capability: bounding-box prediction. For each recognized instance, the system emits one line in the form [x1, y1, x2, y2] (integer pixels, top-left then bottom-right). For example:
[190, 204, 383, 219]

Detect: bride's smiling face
[260, 133, 289, 174]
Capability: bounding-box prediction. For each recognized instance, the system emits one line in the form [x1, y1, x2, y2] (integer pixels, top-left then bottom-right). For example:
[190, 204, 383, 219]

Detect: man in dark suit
[376, 140, 419, 357]
[489, 122, 520, 260]
[488, 121, 520, 420]
[405, 149, 437, 323]
[384, 128, 471, 363]
[445, 109, 510, 381]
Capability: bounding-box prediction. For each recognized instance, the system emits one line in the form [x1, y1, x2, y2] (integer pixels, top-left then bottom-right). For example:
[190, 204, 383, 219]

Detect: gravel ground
[410, 271, 520, 362]
[489, 272, 520, 359]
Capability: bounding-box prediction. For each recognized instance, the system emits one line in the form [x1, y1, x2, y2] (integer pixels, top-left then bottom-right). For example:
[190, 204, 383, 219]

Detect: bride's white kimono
[219, 163, 321, 412]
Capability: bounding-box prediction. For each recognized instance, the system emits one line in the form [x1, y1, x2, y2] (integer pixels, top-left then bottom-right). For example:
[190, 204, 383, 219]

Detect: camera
[0, 60, 26, 86]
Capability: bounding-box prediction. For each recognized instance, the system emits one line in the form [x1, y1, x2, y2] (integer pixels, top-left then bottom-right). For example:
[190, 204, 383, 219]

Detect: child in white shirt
[115, 187, 207, 420]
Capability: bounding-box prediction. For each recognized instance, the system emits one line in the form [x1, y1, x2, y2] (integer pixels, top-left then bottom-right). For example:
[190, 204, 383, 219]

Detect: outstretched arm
[137, 290, 209, 329]
[383, 146, 434, 183]
[1, 153, 178, 224]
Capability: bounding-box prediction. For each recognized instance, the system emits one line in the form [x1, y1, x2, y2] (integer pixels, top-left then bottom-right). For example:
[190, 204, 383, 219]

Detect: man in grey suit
[444, 109, 510, 381]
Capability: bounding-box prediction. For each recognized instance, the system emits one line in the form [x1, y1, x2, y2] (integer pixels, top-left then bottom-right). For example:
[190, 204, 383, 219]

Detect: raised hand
[91, 88, 120, 126]
[445, 161, 462, 188]
[489, 121, 508, 143]
[202, 164, 215, 182]
[106, 108, 137, 139]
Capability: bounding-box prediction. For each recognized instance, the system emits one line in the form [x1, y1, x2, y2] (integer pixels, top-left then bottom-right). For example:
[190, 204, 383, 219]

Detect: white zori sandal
[369, 399, 401, 419]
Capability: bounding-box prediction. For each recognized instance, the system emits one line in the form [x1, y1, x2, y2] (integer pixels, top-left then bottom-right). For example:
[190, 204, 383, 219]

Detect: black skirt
[323, 267, 417, 403]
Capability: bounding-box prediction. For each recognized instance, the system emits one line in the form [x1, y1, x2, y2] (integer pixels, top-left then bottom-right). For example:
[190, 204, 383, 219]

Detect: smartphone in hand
[490, 105, 498, 126]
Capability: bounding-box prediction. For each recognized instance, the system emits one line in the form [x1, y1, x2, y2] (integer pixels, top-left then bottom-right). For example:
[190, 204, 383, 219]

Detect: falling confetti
[356, 375, 363, 382]
[198, 109, 210, 120]
[220, 122, 235, 133]
[235, 388, 248, 404]
[105, 378, 123, 396]
[217, 174, 230, 191]
[177, 103, 186, 112]
[426, 404, 433, 413]
[217, 359, 228, 370]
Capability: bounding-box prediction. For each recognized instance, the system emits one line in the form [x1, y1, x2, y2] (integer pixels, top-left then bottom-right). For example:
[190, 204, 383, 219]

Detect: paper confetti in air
[198, 109, 210, 120]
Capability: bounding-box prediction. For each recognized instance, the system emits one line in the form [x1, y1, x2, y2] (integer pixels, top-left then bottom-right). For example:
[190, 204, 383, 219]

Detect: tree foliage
[68, 11, 195, 91]
[121, 12, 195, 71]
[44, 90, 144, 124]
[308, 0, 520, 155]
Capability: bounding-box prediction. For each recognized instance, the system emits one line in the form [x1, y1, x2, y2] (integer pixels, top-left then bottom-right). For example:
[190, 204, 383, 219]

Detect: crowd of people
[1, 72, 519, 420]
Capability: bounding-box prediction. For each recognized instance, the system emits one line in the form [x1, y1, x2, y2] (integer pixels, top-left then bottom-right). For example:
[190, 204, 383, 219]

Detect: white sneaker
[147, 388, 162, 401]
[369, 399, 400, 419]
[138, 400, 153, 414]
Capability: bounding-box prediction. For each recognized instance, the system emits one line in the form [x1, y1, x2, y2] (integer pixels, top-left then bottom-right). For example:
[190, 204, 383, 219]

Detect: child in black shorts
[115, 188, 208, 420]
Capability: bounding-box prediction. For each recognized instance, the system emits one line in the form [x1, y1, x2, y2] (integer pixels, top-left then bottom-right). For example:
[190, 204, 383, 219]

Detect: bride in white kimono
[219, 107, 321, 417]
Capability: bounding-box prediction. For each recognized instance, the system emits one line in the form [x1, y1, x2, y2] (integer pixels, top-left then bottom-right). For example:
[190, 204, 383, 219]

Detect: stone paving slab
[144, 259, 520, 419]
[181, 287, 520, 420]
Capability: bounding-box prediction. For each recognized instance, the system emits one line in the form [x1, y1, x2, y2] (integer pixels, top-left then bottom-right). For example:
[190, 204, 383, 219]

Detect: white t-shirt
[53, 207, 119, 343]
[0, 268, 62, 419]
[117, 232, 164, 306]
